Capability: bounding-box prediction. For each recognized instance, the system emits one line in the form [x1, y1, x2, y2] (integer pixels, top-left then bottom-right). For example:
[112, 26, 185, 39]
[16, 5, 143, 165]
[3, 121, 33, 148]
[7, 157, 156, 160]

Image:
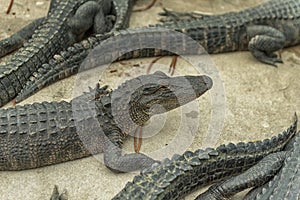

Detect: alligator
[13, 0, 135, 103]
[0, 0, 134, 59]
[0, 0, 134, 58]
[15, 0, 300, 103]
[112, 114, 297, 199]
[196, 126, 300, 199]
[0, 0, 116, 107]
[157, 0, 300, 65]
[0, 71, 212, 172]
[243, 131, 300, 200]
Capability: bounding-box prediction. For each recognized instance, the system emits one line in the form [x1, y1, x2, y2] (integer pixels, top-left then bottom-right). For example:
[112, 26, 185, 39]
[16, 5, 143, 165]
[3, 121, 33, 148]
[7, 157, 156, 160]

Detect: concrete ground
[0, 0, 300, 199]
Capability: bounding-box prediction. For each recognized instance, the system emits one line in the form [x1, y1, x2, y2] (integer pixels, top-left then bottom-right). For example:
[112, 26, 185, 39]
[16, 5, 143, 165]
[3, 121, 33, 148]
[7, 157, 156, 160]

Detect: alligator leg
[103, 133, 159, 172]
[247, 25, 286, 66]
[67, 0, 114, 42]
[0, 0, 117, 107]
[50, 185, 68, 200]
[195, 151, 287, 200]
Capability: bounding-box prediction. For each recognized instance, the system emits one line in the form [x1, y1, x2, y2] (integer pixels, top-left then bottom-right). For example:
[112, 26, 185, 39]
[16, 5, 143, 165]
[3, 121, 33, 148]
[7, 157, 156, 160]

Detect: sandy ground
[0, 0, 299, 199]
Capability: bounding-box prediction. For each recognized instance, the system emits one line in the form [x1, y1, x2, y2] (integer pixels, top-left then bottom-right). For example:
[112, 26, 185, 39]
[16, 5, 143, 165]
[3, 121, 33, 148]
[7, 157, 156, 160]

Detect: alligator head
[111, 71, 212, 133]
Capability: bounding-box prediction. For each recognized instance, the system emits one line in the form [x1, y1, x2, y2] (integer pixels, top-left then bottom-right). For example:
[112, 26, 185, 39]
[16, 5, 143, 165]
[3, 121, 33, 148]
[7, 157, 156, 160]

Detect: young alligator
[14, 0, 135, 103]
[112, 114, 297, 199]
[15, 0, 300, 103]
[0, 71, 212, 172]
[197, 127, 300, 199]
[0, 0, 132, 58]
[0, 0, 114, 107]
[158, 0, 300, 65]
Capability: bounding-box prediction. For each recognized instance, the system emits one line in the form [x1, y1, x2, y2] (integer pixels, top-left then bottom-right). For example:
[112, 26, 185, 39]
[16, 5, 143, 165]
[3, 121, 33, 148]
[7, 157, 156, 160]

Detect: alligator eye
[143, 84, 160, 94]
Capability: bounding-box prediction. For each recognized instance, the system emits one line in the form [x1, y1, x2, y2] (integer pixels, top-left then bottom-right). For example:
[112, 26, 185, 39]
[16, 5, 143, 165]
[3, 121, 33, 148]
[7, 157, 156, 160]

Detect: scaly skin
[0, 17, 45, 58]
[196, 124, 300, 200]
[0, 0, 113, 107]
[242, 130, 300, 200]
[112, 115, 297, 199]
[0, 71, 212, 171]
[16, 0, 300, 103]
[158, 0, 300, 63]
[0, 0, 60, 58]
[15, 26, 201, 103]
[15, 0, 135, 103]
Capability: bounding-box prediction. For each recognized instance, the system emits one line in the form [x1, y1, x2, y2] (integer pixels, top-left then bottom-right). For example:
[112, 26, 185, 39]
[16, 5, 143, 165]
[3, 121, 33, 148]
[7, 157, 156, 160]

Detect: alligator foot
[50, 185, 68, 200]
[104, 134, 160, 173]
[247, 25, 286, 66]
[67, 0, 114, 42]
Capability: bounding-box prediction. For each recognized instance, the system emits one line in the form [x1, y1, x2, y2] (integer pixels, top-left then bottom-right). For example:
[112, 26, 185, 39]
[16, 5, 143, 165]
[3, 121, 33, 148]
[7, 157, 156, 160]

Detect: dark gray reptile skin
[112, 115, 297, 199]
[14, 0, 135, 103]
[0, 71, 212, 171]
[196, 127, 300, 200]
[16, 0, 300, 103]
[158, 0, 300, 61]
[242, 130, 300, 200]
[0, 0, 61, 58]
[0, 0, 114, 107]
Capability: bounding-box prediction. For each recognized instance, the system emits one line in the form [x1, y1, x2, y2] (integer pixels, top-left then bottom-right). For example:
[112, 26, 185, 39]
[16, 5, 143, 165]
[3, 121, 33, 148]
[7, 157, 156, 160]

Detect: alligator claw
[50, 185, 68, 200]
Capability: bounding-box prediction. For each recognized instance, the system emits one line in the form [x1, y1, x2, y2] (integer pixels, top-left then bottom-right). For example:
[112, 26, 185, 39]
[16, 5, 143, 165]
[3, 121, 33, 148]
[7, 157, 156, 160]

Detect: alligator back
[157, 0, 300, 53]
[0, 0, 89, 107]
[0, 86, 114, 171]
[113, 116, 297, 199]
[0, 101, 84, 170]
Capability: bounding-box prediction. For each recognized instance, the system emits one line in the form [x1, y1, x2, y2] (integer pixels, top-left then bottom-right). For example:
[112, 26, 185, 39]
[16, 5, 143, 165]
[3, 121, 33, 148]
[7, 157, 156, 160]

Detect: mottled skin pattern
[0, 0, 114, 107]
[112, 115, 297, 199]
[0, 0, 113, 58]
[15, 0, 135, 103]
[0, 17, 45, 58]
[197, 126, 300, 200]
[158, 0, 300, 65]
[15, 0, 300, 103]
[0, 0, 58, 58]
[243, 131, 300, 200]
[0, 72, 212, 171]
